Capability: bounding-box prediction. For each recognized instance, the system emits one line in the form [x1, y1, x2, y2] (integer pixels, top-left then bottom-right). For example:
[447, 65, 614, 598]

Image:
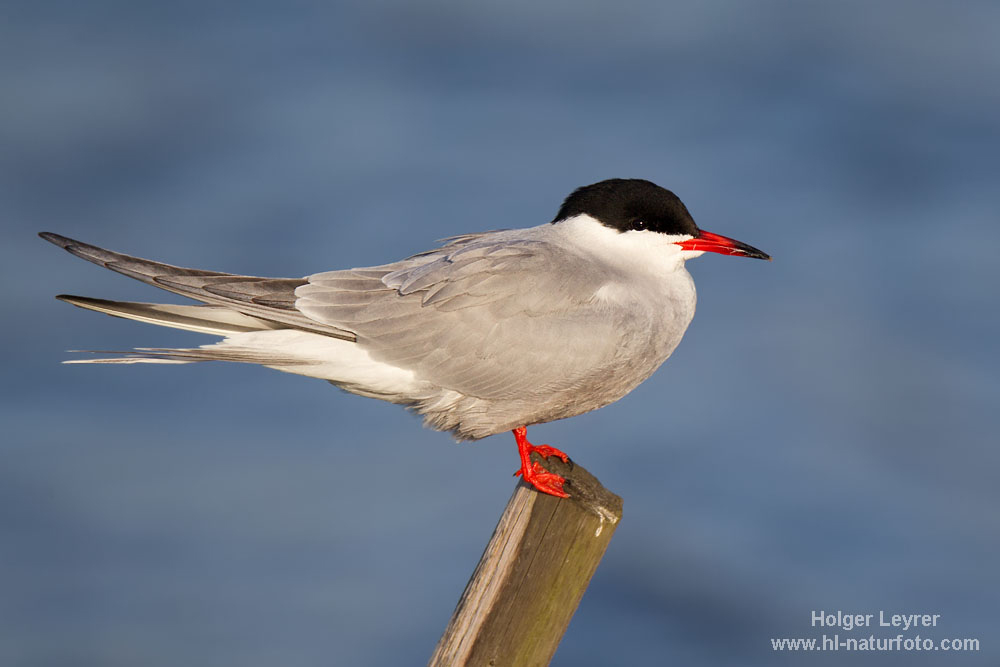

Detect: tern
[41, 178, 770, 497]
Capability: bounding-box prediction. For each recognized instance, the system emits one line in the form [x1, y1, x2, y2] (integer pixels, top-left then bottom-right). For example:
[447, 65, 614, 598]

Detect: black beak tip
[743, 246, 772, 261]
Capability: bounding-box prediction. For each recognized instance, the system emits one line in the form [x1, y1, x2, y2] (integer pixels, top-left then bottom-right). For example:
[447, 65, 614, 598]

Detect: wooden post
[429, 454, 623, 667]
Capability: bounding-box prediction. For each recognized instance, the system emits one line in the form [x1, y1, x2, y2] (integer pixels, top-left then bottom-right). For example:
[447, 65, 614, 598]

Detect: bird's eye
[630, 220, 647, 231]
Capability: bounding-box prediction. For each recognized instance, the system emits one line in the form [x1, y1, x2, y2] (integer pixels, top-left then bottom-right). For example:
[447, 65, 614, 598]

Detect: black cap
[552, 179, 699, 237]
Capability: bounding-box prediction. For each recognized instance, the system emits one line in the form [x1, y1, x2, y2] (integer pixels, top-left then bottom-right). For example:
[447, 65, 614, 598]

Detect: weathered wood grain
[430, 454, 623, 666]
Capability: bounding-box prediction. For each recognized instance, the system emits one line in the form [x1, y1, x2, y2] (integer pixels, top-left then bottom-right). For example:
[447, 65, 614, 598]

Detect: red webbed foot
[511, 426, 571, 498]
[523, 443, 570, 462]
[517, 461, 570, 497]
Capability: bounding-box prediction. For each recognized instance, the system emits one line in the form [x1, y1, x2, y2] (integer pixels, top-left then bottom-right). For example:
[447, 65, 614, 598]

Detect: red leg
[511, 426, 570, 498]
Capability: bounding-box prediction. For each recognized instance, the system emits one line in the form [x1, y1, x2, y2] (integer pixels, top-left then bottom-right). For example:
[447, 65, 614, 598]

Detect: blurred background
[2, 1, 998, 665]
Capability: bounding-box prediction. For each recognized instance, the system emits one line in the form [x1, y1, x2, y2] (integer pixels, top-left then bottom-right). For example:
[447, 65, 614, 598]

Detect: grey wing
[40, 232, 355, 340]
[296, 235, 624, 400]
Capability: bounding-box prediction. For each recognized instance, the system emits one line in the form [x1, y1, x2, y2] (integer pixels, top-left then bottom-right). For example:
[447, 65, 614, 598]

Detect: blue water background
[2, 2, 998, 665]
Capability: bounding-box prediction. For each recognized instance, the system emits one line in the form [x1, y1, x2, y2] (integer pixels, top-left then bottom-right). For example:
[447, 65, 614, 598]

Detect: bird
[40, 178, 770, 498]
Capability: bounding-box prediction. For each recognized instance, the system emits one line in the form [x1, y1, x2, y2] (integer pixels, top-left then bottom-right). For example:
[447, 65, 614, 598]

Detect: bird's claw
[511, 426, 571, 498]
[527, 444, 570, 463]
[516, 461, 569, 498]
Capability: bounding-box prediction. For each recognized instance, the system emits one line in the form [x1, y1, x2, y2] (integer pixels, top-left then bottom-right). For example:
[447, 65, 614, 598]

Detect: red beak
[675, 230, 771, 260]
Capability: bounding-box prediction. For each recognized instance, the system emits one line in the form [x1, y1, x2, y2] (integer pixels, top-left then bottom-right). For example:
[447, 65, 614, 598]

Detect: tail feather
[56, 295, 286, 336]
[63, 346, 311, 366]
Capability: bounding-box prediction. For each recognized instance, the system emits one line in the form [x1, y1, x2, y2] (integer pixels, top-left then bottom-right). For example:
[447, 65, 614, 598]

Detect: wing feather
[296, 232, 626, 401]
[39, 232, 355, 341]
